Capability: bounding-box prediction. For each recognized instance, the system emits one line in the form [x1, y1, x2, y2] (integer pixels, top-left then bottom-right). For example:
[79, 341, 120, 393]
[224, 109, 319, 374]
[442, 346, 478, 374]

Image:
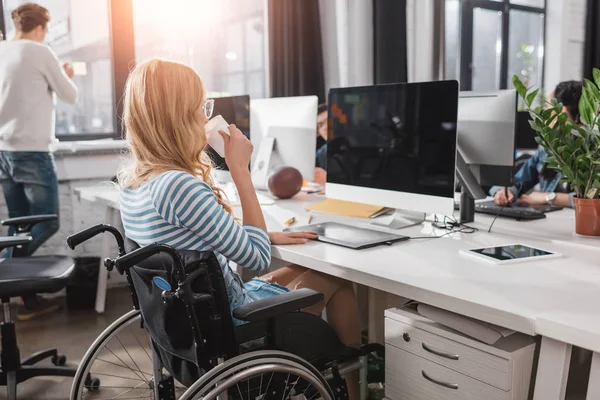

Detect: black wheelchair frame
[67, 224, 382, 400]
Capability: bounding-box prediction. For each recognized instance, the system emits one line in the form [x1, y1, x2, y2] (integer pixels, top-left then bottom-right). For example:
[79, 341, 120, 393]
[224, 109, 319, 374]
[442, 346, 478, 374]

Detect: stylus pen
[505, 187, 510, 204]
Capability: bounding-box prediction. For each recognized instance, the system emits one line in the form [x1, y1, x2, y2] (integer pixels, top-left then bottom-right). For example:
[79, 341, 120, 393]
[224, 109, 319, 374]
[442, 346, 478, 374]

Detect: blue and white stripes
[120, 170, 271, 306]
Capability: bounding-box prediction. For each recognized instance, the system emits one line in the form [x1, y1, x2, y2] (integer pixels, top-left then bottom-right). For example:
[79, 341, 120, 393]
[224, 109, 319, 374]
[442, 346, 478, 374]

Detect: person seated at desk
[118, 59, 361, 399]
[314, 103, 328, 186]
[492, 80, 583, 208]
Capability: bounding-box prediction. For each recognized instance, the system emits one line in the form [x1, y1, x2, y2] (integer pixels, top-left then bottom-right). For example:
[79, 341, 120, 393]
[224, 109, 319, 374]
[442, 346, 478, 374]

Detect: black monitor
[515, 111, 538, 150]
[327, 81, 459, 217]
[205, 95, 250, 170]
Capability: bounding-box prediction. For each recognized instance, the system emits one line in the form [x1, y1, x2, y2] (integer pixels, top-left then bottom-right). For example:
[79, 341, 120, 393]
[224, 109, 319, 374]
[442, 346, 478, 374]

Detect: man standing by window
[0, 2, 78, 320]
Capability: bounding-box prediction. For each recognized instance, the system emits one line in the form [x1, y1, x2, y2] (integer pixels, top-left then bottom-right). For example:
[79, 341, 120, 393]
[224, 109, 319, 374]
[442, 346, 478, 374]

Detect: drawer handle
[422, 343, 459, 360]
[421, 370, 459, 390]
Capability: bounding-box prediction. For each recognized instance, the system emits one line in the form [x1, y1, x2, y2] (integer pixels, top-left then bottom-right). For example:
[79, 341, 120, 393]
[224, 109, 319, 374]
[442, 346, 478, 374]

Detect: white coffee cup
[205, 115, 230, 157]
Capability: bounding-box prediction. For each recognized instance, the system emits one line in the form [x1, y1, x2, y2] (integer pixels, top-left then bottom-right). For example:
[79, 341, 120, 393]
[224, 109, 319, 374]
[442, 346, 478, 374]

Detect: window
[132, 0, 267, 100]
[1, 0, 115, 138]
[446, 0, 546, 93]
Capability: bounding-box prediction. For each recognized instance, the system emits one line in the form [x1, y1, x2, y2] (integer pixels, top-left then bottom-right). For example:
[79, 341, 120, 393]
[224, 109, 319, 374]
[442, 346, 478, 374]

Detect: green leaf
[585, 79, 600, 102]
[579, 94, 594, 125]
[594, 68, 600, 89]
[557, 112, 568, 126]
[512, 76, 528, 100]
[526, 89, 540, 107]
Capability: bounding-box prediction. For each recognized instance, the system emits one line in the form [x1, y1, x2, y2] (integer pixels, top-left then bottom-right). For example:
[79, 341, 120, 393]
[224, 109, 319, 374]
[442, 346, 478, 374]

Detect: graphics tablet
[460, 244, 561, 264]
[284, 221, 409, 250]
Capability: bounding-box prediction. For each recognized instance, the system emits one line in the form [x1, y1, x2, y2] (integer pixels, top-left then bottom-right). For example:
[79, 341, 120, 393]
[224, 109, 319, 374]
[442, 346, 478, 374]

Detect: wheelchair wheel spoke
[281, 373, 290, 400]
[116, 335, 149, 384]
[105, 345, 149, 384]
[90, 371, 147, 382]
[95, 358, 151, 378]
[287, 377, 301, 400]
[130, 327, 152, 363]
[261, 372, 275, 399]
[236, 382, 245, 400]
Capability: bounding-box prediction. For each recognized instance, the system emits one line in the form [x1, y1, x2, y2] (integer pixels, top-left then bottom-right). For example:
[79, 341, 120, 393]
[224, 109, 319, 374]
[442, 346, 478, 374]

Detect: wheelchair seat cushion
[0, 256, 75, 298]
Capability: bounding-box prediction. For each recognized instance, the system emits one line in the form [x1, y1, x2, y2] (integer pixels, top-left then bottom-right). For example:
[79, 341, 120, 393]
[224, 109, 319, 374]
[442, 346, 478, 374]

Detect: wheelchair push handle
[67, 224, 126, 256]
[113, 243, 186, 280]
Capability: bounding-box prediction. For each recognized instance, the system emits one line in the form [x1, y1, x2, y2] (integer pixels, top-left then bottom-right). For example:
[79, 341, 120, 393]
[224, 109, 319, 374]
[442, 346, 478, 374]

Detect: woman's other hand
[268, 231, 317, 245]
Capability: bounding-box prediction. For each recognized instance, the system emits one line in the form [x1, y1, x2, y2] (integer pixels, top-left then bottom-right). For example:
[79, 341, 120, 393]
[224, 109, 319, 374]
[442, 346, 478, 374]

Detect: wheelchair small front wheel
[180, 350, 335, 400]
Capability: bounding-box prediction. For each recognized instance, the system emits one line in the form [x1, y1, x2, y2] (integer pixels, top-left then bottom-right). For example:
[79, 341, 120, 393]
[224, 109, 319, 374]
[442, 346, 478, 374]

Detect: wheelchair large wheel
[180, 350, 335, 400]
[71, 309, 185, 399]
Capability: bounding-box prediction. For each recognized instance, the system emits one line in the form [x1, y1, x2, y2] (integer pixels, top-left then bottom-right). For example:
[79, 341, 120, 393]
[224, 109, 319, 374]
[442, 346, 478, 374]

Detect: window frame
[458, 0, 547, 91]
[0, 0, 135, 141]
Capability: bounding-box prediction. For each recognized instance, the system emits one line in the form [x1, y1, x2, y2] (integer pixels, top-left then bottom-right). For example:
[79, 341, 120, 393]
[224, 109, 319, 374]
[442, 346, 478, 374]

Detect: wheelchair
[66, 224, 382, 400]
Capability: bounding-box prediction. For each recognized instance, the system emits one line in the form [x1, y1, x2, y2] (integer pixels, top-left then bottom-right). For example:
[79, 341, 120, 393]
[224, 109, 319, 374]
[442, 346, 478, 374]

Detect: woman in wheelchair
[117, 58, 362, 399]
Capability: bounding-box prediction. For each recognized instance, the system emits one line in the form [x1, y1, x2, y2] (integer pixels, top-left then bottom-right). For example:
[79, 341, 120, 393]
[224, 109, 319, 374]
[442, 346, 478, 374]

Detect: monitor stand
[371, 209, 426, 230]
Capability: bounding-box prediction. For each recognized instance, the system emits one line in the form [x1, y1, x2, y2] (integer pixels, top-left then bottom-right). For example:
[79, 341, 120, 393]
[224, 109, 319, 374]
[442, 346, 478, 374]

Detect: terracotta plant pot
[574, 197, 600, 236]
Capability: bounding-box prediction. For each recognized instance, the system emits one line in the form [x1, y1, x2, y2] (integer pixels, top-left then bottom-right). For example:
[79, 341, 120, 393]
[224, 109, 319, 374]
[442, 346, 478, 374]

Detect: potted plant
[513, 71, 600, 236]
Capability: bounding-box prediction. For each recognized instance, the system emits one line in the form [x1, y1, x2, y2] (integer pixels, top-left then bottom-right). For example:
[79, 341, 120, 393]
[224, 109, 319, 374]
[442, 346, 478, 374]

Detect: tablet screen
[286, 222, 408, 249]
[311, 223, 396, 245]
[470, 244, 553, 261]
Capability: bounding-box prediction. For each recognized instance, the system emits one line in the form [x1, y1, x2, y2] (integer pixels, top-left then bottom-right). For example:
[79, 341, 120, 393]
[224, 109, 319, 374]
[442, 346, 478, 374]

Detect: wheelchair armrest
[0, 236, 33, 253]
[232, 288, 324, 322]
[1, 215, 58, 234]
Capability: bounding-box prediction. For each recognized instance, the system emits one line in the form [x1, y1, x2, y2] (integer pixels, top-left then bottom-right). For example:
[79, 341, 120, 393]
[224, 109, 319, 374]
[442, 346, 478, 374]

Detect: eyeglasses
[203, 99, 215, 119]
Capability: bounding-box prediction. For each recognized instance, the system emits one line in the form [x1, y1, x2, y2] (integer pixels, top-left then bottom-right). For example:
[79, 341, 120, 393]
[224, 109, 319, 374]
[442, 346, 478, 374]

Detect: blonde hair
[120, 58, 233, 216]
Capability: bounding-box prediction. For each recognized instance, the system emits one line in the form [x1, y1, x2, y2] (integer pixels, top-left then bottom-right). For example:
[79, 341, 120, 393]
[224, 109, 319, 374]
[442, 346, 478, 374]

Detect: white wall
[544, 0, 586, 95]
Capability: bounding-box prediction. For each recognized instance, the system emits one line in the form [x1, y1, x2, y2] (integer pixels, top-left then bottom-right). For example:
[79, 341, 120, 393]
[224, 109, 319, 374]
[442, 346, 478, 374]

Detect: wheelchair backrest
[125, 240, 237, 386]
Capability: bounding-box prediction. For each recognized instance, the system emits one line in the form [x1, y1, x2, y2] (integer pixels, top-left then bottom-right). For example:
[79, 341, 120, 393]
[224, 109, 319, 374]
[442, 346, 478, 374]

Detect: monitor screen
[327, 81, 459, 199]
[206, 95, 250, 170]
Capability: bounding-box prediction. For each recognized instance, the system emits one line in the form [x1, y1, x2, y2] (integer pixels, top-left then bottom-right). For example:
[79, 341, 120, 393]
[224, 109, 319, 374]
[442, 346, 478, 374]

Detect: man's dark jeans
[0, 151, 60, 306]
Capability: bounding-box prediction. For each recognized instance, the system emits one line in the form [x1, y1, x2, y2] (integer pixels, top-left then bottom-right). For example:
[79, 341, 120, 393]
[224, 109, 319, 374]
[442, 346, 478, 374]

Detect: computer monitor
[250, 96, 318, 186]
[515, 111, 538, 150]
[326, 81, 459, 221]
[457, 90, 517, 187]
[455, 90, 518, 222]
[206, 95, 250, 182]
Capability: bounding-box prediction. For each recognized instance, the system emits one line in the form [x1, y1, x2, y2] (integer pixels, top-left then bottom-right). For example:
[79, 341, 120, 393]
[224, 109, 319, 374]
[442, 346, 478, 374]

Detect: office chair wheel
[70, 309, 186, 400]
[84, 377, 100, 392]
[180, 350, 335, 400]
[52, 354, 67, 366]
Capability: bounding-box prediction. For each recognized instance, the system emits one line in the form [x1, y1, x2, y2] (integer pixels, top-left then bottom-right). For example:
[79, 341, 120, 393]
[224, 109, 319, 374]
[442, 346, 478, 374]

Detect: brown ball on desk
[268, 166, 303, 199]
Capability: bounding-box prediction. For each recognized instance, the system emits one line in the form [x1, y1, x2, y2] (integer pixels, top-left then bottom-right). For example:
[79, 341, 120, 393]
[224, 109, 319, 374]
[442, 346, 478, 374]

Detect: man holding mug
[0, 2, 78, 320]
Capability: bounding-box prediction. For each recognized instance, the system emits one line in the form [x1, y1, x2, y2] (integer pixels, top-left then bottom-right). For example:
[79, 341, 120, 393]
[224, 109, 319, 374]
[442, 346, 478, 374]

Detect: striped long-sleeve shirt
[120, 170, 271, 309]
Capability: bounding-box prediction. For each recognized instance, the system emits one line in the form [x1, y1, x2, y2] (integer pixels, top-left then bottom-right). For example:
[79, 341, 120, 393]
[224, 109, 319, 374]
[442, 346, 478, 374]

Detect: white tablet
[460, 244, 562, 265]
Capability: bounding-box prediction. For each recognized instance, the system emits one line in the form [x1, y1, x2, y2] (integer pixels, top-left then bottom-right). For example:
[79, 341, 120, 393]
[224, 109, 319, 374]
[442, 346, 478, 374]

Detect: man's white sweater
[0, 39, 78, 152]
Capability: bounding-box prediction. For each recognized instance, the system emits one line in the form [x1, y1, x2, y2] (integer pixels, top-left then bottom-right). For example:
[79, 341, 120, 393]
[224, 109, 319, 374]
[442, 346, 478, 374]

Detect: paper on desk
[263, 204, 312, 228]
[417, 303, 515, 345]
[307, 198, 387, 219]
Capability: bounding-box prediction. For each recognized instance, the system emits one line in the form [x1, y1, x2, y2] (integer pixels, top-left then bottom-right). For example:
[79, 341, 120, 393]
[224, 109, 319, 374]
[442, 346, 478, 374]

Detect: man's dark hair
[540, 80, 584, 182]
[554, 80, 583, 124]
[317, 103, 328, 115]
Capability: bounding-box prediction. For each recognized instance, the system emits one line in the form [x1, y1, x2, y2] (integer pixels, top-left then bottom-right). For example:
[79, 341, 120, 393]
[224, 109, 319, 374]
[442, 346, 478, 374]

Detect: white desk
[74, 185, 120, 313]
[74, 185, 600, 400]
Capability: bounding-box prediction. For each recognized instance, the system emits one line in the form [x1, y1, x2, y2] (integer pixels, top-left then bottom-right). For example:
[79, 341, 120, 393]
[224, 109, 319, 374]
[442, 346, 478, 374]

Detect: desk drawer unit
[385, 308, 535, 400]
[386, 345, 509, 400]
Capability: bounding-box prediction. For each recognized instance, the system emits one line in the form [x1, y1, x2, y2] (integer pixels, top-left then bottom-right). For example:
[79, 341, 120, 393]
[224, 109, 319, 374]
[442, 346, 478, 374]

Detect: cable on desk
[411, 215, 478, 240]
